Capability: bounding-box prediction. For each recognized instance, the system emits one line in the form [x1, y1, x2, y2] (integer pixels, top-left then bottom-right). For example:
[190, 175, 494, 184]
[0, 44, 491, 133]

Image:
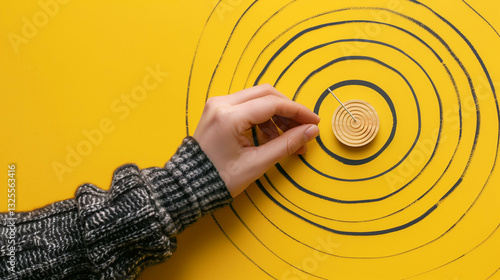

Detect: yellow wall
[1, 0, 499, 279]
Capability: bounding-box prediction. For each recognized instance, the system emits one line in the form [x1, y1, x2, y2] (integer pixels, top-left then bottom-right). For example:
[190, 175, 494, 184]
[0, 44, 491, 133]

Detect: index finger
[233, 95, 320, 131]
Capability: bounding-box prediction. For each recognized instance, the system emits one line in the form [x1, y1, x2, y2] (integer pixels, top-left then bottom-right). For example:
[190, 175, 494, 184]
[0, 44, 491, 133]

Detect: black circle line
[486, 266, 500, 280]
[265, 55, 425, 183]
[240, 174, 498, 260]
[314, 80, 397, 166]
[462, 0, 500, 38]
[184, 1, 221, 136]
[254, 177, 437, 236]
[211, 216, 277, 280]
[405, 0, 499, 275]
[273, 35, 435, 87]
[204, 0, 260, 103]
[256, 172, 468, 236]
[404, 222, 500, 278]
[182, 2, 289, 276]
[228, 204, 328, 280]
[261, 173, 348, 222]
[253, 19, 440, 88]
[227, 0, 303, 92]
[185, 0, 500, 275]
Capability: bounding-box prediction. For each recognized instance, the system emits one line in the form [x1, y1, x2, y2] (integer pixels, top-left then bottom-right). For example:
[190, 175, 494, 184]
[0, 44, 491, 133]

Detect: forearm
[0, 137, 232, 279]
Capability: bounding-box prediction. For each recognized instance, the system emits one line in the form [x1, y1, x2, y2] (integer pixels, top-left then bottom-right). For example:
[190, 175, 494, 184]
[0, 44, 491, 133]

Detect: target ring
[184, 0, 500, 278]
[331, 100, 380, 147]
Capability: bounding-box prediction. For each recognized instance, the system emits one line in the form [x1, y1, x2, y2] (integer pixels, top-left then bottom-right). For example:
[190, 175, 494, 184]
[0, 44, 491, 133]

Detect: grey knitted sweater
[0, 137, 233, 279]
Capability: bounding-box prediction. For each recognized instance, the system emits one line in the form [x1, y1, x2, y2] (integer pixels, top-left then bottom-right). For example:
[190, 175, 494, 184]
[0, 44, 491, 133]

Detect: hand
[193, 84, 320, 198]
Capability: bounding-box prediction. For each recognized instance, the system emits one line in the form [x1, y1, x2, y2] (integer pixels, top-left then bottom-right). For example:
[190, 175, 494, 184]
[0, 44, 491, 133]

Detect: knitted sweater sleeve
[0, 137, 233, 280]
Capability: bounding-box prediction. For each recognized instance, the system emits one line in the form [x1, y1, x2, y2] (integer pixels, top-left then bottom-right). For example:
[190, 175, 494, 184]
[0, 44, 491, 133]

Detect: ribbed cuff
[76, 164, 175, 278]
[142, 136, 233, 237]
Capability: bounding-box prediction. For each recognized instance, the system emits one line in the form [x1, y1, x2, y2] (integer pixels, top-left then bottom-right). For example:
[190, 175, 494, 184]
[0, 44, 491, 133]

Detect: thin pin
[328, 88, 357, 122]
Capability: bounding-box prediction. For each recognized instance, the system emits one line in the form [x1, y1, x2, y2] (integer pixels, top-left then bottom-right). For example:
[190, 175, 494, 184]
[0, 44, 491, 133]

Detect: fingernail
[304, 125, 319, 141]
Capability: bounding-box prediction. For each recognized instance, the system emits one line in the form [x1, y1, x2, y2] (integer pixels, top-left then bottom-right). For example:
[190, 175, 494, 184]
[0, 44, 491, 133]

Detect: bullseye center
[350, 119, 362, 128]
[331, 100, 380, 148]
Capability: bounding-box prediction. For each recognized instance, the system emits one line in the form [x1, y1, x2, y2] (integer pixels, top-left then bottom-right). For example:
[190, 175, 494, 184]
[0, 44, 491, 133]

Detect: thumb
[256, 124, 319, 167]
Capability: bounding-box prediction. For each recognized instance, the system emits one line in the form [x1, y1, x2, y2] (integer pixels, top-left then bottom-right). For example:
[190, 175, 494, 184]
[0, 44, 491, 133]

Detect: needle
[328, 88, 357, 122]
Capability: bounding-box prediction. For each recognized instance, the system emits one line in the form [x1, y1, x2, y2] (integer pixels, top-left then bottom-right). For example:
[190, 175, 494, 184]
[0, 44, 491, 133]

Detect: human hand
[193, 84, 320, 198]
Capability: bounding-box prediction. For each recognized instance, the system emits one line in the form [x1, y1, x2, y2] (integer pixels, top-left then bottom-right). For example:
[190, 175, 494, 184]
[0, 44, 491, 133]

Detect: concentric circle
[331, 100, 380, 147]
[184, 0, 500, 278]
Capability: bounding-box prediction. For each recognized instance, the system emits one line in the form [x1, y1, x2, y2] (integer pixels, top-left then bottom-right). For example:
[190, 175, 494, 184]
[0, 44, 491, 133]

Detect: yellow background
[1, 0, 499, 279]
